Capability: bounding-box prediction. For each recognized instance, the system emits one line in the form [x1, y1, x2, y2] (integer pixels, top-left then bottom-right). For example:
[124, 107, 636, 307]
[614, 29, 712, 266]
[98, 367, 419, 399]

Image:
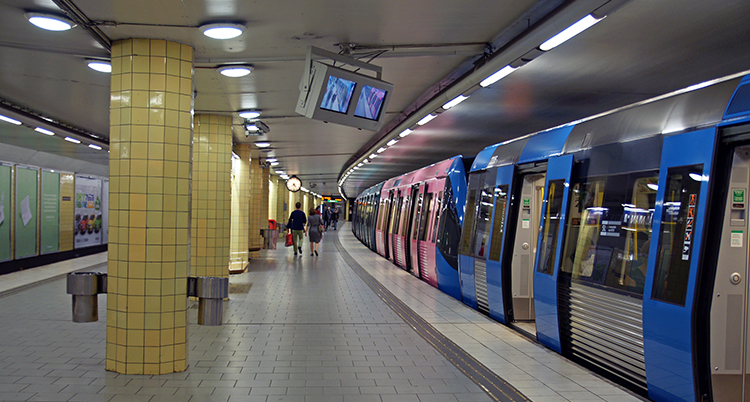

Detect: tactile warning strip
[333, 230, 531, 402]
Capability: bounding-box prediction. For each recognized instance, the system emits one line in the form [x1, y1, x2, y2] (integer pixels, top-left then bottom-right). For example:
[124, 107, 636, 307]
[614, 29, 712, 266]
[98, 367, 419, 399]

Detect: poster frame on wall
[74, 175, 103, 249]
[15, 165, 39, 259]
[40, 169, 60, 255]
[0, 161, 13, 262]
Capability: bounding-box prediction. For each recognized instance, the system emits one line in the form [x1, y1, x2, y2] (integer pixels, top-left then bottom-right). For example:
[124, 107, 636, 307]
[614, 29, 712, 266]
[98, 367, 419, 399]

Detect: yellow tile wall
[59, 173, 75, 252]
[229, 144, 250, 271]
[106, 38, 193, 375]
[275, 177, 287, 232]
[268, 177, 277, 225]
[191, 115, 231, 278]
[247, 154, 267, 257]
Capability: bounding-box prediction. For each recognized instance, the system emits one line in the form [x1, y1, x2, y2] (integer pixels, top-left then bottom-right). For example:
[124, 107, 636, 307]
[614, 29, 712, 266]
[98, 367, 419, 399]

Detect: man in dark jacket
[287, 202, 307, 256]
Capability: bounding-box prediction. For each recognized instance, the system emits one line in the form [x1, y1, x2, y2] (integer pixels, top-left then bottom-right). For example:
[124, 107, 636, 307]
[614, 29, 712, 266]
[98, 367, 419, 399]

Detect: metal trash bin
[66, 272, 107, 323]
[266, 229, 278, 249]
[195, 277, 229, 326]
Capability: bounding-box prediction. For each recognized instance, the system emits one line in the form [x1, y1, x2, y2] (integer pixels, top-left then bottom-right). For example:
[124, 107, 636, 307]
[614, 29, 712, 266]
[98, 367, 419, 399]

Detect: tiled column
[107, 38, 193, 375]
[247, 152, 268, 257]
[191, 115, 231, 278]
[230, 144, 250, 272]
[276, 177, 288, 230]
[268, 176, 277, 225]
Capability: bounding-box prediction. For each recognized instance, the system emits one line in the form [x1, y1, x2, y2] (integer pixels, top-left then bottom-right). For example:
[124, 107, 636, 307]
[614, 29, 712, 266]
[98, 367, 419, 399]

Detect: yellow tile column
[276, 177, 287, 229]
[230, 144, 250, 272]
[191, 115, 231, 278]
[107, 38, 193, 375]
[247, 152, 268, 258]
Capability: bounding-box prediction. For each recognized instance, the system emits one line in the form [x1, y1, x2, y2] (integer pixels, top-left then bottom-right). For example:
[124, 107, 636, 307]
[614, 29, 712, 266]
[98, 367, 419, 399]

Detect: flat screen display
[320, 76, 356, 114]
[354, 85, 387, 120]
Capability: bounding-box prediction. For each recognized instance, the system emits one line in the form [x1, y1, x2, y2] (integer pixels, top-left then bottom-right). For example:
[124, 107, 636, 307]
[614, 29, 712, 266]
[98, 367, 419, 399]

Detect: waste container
[266, 229, 278, 249]
[66, 272, 107, 322]
[195, 277, 229, 326]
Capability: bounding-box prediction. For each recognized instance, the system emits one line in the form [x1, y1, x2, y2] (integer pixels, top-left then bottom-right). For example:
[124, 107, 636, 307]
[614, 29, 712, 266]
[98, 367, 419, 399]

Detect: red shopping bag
[285, 232, 294, 247]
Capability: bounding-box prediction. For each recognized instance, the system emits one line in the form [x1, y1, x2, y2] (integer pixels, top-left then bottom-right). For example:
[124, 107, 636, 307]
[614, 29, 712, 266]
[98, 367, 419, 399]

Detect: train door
[508, 168, 546, 332]
[417, 185, 439, 286]
[486, 165, 513, 324]
[403, 186, 419, 274]
[458, 172, 485, 309]
[408, 184, 425, 277]
[383, 191, 395, 260]
[391, 191, 405, 266]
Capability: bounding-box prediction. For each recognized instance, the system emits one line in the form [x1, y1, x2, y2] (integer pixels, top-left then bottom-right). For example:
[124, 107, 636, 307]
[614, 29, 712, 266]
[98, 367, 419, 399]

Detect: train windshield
[560, 170, 659, 295]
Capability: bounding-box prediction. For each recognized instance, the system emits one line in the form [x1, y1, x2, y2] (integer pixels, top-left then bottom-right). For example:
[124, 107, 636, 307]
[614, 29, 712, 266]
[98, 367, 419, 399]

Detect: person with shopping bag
[286, 202, 307, 256]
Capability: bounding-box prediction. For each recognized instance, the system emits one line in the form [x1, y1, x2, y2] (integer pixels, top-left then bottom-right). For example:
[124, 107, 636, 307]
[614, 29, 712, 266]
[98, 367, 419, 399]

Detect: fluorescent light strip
[417, 113, 437, 126]
[399, 129, 413, 138]
[480, 65, 517, 87]
[377, 147, 387, 153]
[88, 144, 102, 150]
[386, 138, 398, 146]
[540, 14, 604, 51]
[64, 137, 81, 144]
[369, 153, 378, 159]
[443, 95, 468, 110]
[0, 115, 22, 125]
[34, 127, 55, 135]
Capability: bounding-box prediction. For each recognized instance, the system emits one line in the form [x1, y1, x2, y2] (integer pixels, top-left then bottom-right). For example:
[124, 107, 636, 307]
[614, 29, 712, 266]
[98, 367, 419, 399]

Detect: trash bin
[195, 277, 229, 326]
[266, 229, 278, 249]
[66, 272, 107, 323]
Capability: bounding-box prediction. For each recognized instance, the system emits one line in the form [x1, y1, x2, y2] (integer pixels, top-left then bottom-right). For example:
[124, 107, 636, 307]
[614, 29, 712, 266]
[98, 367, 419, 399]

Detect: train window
[432, 192, 443, 243]
[560, 171, 658, 295]
[437, 183, 460, 270]
[419, 192, 433, 241]
[470, 184, 495, 258]
[391, 195, 403, 235]
[651, 164, 703, 306]
[459, 189, 478, 256]
[412, 192, 423, 240]
[537, 180, 565, 275]
[488, 185, 509, 262]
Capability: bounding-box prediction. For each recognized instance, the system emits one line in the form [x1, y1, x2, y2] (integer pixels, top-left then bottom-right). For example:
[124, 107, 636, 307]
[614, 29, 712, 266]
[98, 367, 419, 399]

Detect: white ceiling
[0, 0, 749, 197]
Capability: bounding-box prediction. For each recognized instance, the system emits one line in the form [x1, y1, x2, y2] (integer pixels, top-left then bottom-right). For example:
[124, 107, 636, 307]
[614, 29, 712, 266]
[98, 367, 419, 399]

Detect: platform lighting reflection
[386, 138, 398, 146]
[0, 115, 22, 125]
[539, 14, 604, 51]
[417, 113, 437, 126]
[480, 65, 516, 87]
[238, 110, 261, 119]
[34, 127, 54, 135]
[442, 95, 468, 110]
[26, 13, 74, 31]
[200, 23, 245, 39]
[88, 144, 102, 150]
[218, 65, 252, 77]
[64, 137, 81, 144]
[399, 128, 413, 138]
[87, 61, 111, 73]
[647, 183, 659, 191]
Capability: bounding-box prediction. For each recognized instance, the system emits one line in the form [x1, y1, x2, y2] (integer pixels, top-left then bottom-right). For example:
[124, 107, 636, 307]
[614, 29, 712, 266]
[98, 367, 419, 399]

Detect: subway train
[352, 72, 750, 402]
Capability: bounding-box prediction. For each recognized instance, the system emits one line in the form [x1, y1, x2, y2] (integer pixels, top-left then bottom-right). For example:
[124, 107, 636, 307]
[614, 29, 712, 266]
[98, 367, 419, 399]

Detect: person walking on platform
[331, 207, 339, 230]
[287, 202, 307, 256]
[322, 205, 331, 229]
[307, 208, 323, 256]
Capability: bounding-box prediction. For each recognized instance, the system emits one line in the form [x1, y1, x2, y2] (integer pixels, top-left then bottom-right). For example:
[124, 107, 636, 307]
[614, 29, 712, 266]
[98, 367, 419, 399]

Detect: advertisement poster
[102, 180, 109, 244]
[74, 176, 102, 249]
[0, 164, 10, 262]
[15, 166, 38, 259]
[40, 171, 60, 254]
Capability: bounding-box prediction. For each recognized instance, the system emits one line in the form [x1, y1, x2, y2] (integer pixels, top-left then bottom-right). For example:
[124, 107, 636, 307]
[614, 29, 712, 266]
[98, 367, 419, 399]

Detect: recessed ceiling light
[275, 170, 285, 174]
[238, 109, 261, 119]
[200, 23, 245, 39]
[64, 137, 81, 144]
[34, 127, 55, 135]
[26, 13, 75, 31]
[0, 114, 22, 125]
[87, 60, 111, 73]
[270, 161, 279, 166]
[218, 65, 252, 77]
[255, 142, 271, 148]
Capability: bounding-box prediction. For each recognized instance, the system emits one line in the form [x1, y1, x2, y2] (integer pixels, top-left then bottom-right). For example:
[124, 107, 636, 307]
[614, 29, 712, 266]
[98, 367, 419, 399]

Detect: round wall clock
[286, 175, 302, 192]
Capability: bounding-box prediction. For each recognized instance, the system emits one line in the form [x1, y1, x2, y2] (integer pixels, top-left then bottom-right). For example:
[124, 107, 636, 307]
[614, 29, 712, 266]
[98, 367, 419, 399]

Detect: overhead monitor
[296, 61, 393, 131]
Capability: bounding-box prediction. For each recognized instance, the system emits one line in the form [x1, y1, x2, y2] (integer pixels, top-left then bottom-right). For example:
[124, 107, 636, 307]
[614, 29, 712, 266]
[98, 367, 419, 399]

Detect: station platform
[0, 223, 644, 402]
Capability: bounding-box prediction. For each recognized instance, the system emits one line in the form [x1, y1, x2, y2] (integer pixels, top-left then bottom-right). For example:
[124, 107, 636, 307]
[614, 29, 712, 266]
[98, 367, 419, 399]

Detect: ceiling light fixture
[238, 109, 261, 119]
[270, 161, 279, 166]
[87, 60, 111, 73]
[539, 14, 604, 51]
[64, 137, 81, 144]
[399, 128, 413, 138]
[386, 138, 398, 146]
[275, 170, 285, 174]
[266, 158, 277, 163]
[0, 115, 22, 125]
[417, 113, 437, 126]
[255, 142, 271, 148]
[480, 65, 517, 87]
[377, 147, 387, 153]
[218, 65, 252, 77]
[443, 95, 469, 110]
[199, 23, 245, 39]
[34, 127, 55, 135]
[369, 153, 378, 159]
[25, 13, 75, 31]
[88, 144, 102, 150]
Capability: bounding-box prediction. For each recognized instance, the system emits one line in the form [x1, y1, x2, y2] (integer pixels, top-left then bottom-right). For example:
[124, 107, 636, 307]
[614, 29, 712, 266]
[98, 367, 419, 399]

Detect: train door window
[651, 165, 703, 305]
[537, 180, 565, 275]
[460, 188, 478, 256]
[560, 171, 658, 295]
[469, 182, 494, 258]
[488, 185, 509, 262]
[412, 191, 423, 240]
[419, 192, 434, 241]
[432, 192, 443, 243]
[437, 182, 460, 270]
[392, 194, 404, 235]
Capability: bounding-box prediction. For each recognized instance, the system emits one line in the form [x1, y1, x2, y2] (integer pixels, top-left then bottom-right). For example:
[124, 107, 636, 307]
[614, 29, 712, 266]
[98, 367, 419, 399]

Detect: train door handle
[522, 242, 530, 250]
[730, 272, 742, 285]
